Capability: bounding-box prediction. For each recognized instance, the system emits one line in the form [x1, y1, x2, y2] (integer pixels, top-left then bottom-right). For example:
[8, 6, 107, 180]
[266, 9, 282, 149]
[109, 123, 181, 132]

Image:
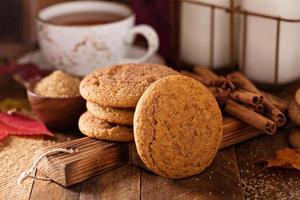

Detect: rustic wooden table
[1, 43, 300, 200]
[28, 128, 300, 200]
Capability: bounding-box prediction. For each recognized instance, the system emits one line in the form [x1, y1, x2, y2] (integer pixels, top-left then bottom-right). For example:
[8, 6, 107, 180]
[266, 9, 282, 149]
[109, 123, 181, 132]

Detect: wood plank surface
[24, 81, 300, 200]
[141, 147, 244, 200]
[35, 115, 262, 187]
[79, 165, 140, 200]
[28, 132, 83, 200]
[235, 84, 300, 200]
[29, 174, 82, 200]
[235, 128, 300, 200]
[38, 137, 129, 187]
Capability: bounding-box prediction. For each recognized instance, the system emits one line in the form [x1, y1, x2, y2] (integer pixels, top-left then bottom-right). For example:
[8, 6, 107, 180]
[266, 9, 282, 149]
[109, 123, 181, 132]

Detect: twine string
[17, 148, 78, 185]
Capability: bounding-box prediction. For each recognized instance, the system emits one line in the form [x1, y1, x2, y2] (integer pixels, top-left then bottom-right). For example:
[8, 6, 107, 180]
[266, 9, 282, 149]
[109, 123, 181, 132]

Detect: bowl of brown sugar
[27, 70, 85, 130]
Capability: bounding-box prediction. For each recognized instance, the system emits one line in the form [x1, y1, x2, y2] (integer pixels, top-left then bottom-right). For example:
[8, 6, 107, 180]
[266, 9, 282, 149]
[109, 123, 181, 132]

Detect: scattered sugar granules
[34, 70, 80, 98]
[0, 136, 55, 200]
[241, 162, 300, 200]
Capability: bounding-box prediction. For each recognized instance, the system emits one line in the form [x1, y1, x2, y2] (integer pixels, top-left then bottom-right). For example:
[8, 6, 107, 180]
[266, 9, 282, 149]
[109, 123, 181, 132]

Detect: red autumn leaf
[0, 66, 12, 74]
[0, 112, 53, 140]
[0, 62, 50, 86]
[266, 148, 300, 170]
[0, 117, 31, 139]
[14, 63, 50, 81]
[0, 122, 9, 140]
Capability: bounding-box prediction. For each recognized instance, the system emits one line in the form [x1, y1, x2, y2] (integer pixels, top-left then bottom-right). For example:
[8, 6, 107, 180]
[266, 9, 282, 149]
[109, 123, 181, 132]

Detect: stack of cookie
[78, 63, 178, 142]
[288, 88, 300, 148]
[78, 64, 224, 179]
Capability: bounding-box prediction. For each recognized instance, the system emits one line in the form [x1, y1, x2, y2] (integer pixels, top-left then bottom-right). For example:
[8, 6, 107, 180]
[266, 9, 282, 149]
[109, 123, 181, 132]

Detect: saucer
[18, 46, 165, 71]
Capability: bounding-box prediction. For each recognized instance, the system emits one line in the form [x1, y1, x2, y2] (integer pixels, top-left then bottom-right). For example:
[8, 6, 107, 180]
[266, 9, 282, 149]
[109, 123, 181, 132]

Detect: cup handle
[121, 24, 159, 63]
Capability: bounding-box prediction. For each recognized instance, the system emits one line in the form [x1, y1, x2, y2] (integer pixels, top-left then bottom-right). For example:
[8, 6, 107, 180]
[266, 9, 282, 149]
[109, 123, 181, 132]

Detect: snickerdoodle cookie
[288, 101, 300, 126]
[79, 63, 178, 108]
[79, 112, 133, 142]
[86, 102, 134, 125]
[134, 75, 223, 178]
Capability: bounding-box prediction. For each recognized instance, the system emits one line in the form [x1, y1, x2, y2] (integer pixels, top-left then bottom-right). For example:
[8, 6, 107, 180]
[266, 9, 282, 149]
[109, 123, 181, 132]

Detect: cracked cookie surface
[79, 111, 133, 142]
[79, 63, 178, 108]
[134, 75, 223, 178]
[86, 102, 134, 125]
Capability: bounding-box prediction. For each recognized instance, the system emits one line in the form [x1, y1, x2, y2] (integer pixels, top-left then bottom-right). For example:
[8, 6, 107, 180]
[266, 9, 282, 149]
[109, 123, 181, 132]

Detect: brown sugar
[0, 136, 54, 200]
[34, 70, 80, 98]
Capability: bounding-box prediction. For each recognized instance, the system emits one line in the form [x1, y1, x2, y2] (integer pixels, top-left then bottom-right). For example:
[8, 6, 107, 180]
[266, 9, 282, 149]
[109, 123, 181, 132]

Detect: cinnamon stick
[262, 92, 289, 112]
[241, 103, 264, 114]
[193, 66, 236, 91]
[230, 89, 263, 107]
[263, 100, 286, 127]
[253, 104, 265, 114]
[193, 66, 218, 80]
[192, 66, 279, 134]
[212, 88, 275, 134]
[224, 100, 277, 135]
[208, 87, 229, 108]
[215, 77, 236, 91]
[228, 72, 286, 127]
[228, 72, 258, 93]
[179, 71, 209, 85]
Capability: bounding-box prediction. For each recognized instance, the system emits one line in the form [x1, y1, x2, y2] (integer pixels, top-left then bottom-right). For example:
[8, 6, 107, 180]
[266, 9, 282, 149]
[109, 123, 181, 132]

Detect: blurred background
[0, 0, 175, 64]
[2, 0, 299, 85]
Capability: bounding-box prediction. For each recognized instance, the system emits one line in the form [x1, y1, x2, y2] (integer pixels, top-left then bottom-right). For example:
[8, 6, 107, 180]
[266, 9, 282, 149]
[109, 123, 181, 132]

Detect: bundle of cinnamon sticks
[181, 66, 289, 135]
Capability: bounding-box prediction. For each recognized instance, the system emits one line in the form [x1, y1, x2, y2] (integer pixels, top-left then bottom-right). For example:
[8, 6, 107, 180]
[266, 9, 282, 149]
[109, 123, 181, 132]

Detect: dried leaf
[0, 62, 50, 87]
[0, 122, 9, 139]
[266, 148, 300, 170]
[14, 63, 49, 81]
[0, 66, 11, 74]
[0, 112, 53, 140]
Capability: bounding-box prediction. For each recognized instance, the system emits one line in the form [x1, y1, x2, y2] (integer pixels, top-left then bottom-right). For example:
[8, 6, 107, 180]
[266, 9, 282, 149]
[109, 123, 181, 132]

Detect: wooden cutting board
[36, 116, 262, 187]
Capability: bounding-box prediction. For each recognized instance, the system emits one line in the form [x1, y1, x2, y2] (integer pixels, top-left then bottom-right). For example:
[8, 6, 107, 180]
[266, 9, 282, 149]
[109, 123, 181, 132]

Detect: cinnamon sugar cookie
[86, 102, 134, 125]
[134, 75, 223, 178]
[288, 101, 300, 126]
[79, 63, 178, 108]
[79, 112, 133, 142]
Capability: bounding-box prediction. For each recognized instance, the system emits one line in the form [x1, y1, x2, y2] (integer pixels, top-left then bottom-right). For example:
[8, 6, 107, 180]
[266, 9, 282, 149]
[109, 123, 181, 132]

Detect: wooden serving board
[37, 116, 262, 187]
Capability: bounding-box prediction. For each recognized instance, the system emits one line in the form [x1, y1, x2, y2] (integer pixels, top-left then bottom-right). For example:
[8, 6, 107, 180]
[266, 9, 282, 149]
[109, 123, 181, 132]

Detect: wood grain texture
[79, 165, 140, 200]
[221, 117, 262, 148]
[29, 171, 82, 200]
[37, 116, 262, 187]
[140, 147, 244, 200]
[28, 132, 82, 200]
[38, 137, 129, 187]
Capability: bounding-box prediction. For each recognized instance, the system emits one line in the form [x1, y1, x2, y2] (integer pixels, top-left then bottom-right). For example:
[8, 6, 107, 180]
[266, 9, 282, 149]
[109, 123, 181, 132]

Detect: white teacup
[37, 1, 159, 76]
